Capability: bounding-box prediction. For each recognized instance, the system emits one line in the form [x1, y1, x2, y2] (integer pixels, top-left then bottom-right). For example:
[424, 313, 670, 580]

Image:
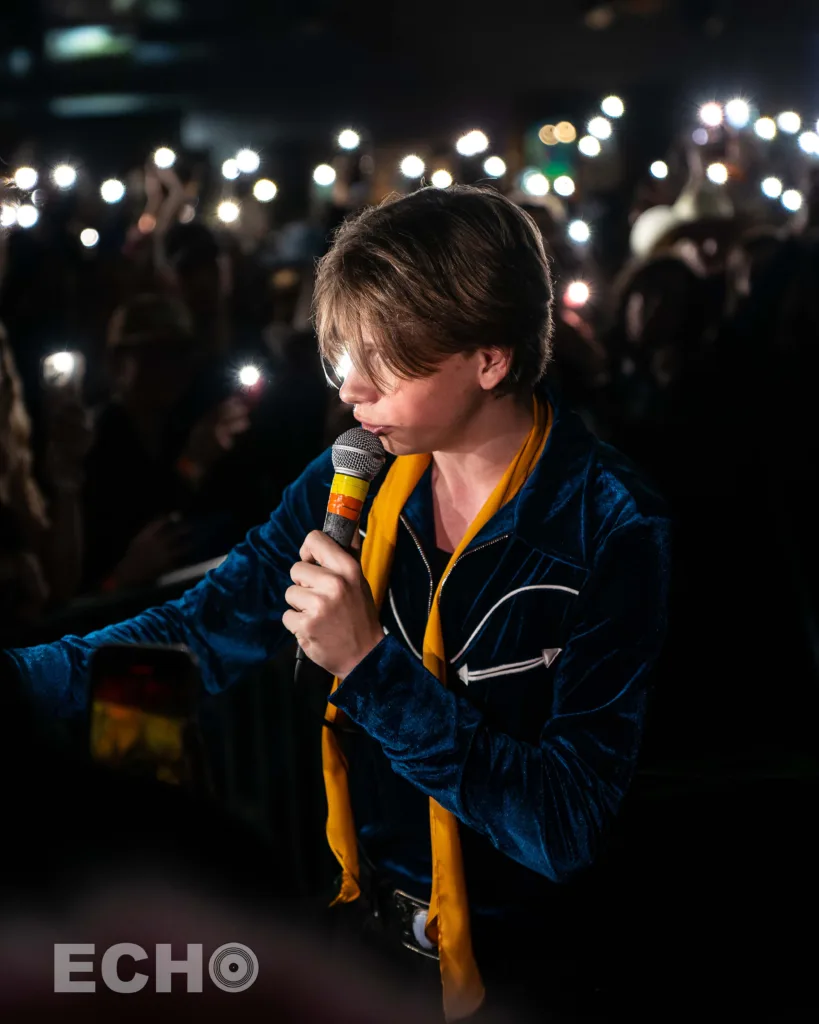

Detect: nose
[339, 363, 379, 407]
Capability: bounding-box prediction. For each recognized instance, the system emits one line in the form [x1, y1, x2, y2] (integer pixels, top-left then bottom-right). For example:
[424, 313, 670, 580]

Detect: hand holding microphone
[283, 428, 386, 679]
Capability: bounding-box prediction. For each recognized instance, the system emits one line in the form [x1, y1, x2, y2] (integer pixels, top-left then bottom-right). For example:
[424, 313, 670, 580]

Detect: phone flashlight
[42, 350, 85, 389]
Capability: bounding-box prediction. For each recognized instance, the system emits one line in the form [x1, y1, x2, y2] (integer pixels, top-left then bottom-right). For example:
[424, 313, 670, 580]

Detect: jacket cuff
[329, 633, 466, 742]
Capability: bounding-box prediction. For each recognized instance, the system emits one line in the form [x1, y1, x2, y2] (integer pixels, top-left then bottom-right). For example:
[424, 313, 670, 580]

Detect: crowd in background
[1, 126, 818, 764]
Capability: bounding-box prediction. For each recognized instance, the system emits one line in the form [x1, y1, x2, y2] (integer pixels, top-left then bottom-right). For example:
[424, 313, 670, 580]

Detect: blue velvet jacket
[6, 389, 670, 925]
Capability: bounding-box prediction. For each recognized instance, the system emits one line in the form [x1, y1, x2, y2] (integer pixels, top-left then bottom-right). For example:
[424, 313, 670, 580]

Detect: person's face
[337, 344, 511, 456]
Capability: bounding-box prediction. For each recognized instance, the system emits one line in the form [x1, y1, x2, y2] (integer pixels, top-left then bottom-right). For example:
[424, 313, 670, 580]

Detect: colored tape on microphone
[328, 472, 368, 521]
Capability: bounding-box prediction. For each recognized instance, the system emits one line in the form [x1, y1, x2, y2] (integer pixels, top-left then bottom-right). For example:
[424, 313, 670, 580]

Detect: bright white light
[313, 164, 336, 186]
[49, 352, 75, 376]
[554, 175, 575, 197]
[80, 228, 99, 248]
[706, 162, 728, 185]
[236, 149, 261, 174]
[14, 167, 38, 191]
[777, 111, 801, 134]
[253, 178, 278, 202]
[400, 154, 425, 178]
[798, 131, 819, 155]
[650, 160, 669, 179]
[578, 135, 601, 157]
[216, 200, 240, 224]
[0, 205, 17, 228]
[725, 99, 751, 129]
[431, 169, 453, 188]
[754, 117, 777, 140]
[761, 177, 783, 198]
[456, 130, 489, 156]
[238, 365, 261, 388]
[699, 102, 723, 128]
[782, 189, 803, 212]
[52, 164, 77, 189]
[153, 147, 176, 169]
[100, 179, 125, 203]
[565, 281, 590, 307]
[336, 353, 353, 380]
[587, 116, 612, 140]
[16, 205, 39, 229]
[338, 128, 361, 150]
[601, 95, 624, 118]
[483, 155, 506, 177]
[222, 158, 240, 181]
[568, 220, 591, 243]
[522, 171, 549, 196]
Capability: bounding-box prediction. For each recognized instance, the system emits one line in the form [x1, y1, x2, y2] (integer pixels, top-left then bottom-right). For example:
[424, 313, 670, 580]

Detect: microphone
[295, 427, 386, 663]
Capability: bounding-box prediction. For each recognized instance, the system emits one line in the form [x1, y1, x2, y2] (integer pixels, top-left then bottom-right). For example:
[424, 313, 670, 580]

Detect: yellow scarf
[322, 397, 553, 1019]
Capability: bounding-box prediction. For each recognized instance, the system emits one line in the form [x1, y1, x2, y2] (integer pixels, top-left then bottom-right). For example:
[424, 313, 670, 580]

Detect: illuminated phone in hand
[88, 644, 207, 791]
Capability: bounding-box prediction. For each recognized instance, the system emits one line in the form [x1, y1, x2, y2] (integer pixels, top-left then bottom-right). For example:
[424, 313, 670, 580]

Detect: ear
[476, 347, 513, 391]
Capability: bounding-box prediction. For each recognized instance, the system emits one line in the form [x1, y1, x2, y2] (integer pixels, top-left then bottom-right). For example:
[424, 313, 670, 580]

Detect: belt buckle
[391, 889, 439, 961]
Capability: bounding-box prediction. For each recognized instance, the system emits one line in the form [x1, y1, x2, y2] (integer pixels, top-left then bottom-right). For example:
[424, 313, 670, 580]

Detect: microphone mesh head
[332, 427, 386, 481]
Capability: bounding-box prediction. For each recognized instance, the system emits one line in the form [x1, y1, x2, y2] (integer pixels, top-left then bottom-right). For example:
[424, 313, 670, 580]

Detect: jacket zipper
[400, 514, 510, 615]
[400, 514, 435, 616]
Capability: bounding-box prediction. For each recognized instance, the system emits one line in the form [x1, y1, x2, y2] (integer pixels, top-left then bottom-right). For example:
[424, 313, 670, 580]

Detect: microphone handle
[295, 509, 360, 663]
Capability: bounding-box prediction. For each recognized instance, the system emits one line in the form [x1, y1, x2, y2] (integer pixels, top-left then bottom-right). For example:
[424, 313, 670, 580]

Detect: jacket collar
[396, 381, 592, 570]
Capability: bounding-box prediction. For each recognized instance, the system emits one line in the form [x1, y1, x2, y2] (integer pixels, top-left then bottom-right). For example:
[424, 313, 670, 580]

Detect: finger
[281, 608, 305, 638]
[299, 530, 359, 578]
[284, 584, 319, 613]
[289, 560, 336, 589]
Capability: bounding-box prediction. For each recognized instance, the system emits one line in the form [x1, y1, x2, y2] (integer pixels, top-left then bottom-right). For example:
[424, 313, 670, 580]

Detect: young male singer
[5, 186, 669, 1020]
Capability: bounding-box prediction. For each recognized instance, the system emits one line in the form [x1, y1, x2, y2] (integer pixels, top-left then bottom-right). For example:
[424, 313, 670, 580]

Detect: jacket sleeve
[329, 514, 670, 883]
[4, 450, 333, 719]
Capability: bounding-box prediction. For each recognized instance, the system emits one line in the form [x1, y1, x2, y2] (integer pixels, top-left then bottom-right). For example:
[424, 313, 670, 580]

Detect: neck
[431, 391, 534, 505]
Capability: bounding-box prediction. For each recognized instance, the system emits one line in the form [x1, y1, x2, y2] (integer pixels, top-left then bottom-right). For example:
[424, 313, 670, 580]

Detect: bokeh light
[650, 160, 669, 179]
[431, 169, 453, 188]
[400, 154, 425, 178]
[253, 178, 278, 202]
[691, 128, 709, 146]
[80, 228, 99, 248]
[0, 205, 17, 228]
[555, 121, 577, 144]
[782, 189, 803, 212]
[578, 136, 601, 157]
[706, 162, 728, 185]
[553, 175, 575, 197]
[154, 147, 176, 169]
[521, 170, 549, 196]
[725, 99, 751, 129]
[338, 129, 361, 150]
[754, 117, 777, 140]
[568, 220, 591, 243]
[538, 125, 558, 146]
[236, 149, 261, 174]
[601, 95, 624, 118]
[483, 156, 506, 177]
[100, 179, 125, 203]
[565, 281, 590, 307]
[238, 365, 261, 387]
[777, 111, 801, 134]
[699, 103, 723, 128]
[761, 177, 783, 198]
[216, 200, 240, 224]
[798, 131, 819, 155]
[16, 204, 39, 229]
[14, 167, 38, 191]
[456, 130, 489, 156]
[52, 164, 77, 189]
[587, 116, 612, 140]
[313, 164, 336, 186]
[222, 158, 240, 180]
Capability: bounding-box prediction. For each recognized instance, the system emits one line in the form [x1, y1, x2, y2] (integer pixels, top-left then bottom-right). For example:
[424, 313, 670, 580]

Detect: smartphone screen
[88, 644, 205, 789]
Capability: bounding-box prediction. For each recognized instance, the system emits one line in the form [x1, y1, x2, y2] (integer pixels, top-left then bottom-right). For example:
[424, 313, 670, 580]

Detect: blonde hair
[313, 185, 554, 397]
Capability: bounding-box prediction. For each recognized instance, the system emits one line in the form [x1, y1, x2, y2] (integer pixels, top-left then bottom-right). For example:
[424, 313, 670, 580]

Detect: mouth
[356, 420, 391, 436]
